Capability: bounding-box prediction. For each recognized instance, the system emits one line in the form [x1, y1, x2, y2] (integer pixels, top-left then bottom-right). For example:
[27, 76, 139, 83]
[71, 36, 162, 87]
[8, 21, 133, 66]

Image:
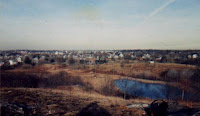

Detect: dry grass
[2, 63, 199, 115]
[84, 63, 197, 80]
[4, 63, 197, 95]
[0, 87, 147, 116]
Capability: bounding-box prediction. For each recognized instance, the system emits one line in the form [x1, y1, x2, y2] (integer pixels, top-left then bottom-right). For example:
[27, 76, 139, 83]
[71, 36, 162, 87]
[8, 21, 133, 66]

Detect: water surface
[114, 79, 196, 101]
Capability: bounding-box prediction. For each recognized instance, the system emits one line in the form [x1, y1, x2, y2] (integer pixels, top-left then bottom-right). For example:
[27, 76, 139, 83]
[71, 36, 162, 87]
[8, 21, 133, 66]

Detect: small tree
[118, 77, 129, 99]
[24, 57, 31, 64]
[50, 58, 55, 63]
[166, 69, 179, 82]
[180, 69, 193, 100]
[68, 58, 75, 65]
[100, 76, 116, 96]
[120, 63, 125, 74]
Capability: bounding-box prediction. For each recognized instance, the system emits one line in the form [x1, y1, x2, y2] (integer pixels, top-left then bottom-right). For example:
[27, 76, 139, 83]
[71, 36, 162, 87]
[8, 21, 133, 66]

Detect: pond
[114, 79, 197, 101]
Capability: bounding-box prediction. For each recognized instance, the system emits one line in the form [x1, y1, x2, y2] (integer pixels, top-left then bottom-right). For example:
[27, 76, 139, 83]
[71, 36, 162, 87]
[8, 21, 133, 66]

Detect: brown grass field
[1, 63, 200, 115]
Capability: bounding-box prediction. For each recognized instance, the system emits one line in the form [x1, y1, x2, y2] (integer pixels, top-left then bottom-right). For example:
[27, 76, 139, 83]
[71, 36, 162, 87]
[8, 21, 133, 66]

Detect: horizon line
[1, 49, 200, 51]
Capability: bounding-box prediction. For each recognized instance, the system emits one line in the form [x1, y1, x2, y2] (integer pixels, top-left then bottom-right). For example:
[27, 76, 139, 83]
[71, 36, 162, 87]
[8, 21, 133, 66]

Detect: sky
[0, 0, 200, 50]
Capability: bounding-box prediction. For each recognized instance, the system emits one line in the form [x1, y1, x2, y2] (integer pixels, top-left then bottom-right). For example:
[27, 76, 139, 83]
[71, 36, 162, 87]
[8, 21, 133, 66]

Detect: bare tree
[128, 81, 140, 98]
[180, 69, 194, 100]
[68, 57, 75, 65]
[120, 63, 125, 74]
[159, 82, 176, 101]
[118, 77, 129, 99]
[166, 69, 179, 82]
[100, 76, 115, 96]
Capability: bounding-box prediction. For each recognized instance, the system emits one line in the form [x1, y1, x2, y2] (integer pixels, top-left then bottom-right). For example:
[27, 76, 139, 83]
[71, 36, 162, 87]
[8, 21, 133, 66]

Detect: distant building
[16, 57, 22, 63]
[32, 58, 39, 64]
[9, 60, 14, 66]
[114, 55, 119, 59]
[131, 55, 136, 59]
[63, 55, 67, 59]
[156, 56, 162, 61]
[87, 58, 96, 65]
[142, 54, 151, 59]
[150, 61, 155, 64]
[192, 54, 198, 59]
[119, 53, 124, 58]
[0, 61, 4, 67]
[188, 55, 192, 59]
[108, 54, 112, 59]
[55, 51, 59, 55]
[73, 55, 78, 59]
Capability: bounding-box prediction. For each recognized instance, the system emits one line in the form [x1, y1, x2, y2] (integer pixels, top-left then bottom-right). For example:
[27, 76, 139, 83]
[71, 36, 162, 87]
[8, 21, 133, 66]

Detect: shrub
[24, 57, 32, 64]
[0, 71, 87, 89]
[0, 72, 40, 88]
[100, 77, 119, 96]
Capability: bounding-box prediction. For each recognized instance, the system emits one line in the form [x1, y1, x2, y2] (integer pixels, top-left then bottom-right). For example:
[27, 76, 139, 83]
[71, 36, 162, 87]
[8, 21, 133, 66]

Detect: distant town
[1, 50, 200, 69]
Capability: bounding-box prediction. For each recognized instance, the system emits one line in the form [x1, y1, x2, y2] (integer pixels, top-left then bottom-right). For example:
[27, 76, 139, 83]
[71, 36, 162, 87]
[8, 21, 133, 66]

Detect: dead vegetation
[83, 63, 197, 80]
[1, 63, 200, 115]
[0, 70, 92, 91]
[0, 88, 146, 116]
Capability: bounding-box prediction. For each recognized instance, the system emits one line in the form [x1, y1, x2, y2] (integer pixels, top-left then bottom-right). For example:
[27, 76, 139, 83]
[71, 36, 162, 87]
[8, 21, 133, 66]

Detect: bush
[100, 77, 119, 96]
[0, 72, 40, 88]
[68, 58, 75, 65]
[0, 71, 87, 89]
[24, 57, 32, 64]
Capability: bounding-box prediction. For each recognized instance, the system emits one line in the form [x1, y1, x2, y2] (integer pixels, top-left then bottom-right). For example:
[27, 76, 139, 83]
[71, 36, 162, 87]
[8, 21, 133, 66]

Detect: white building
[150, 61, 155, 64]
[142, 54, 151, 59]
[0, 61, 4, 66]
[55, 51, 59, 55]
[108, 54, 112, 59]
[9, 60, 14, 66]
[131, 55, 136, 59]
[16, 57, 22, 63]
[192, 54, 198, 59]
[114, 55, 119, 59]
[188, 55, 192, 59]
[119, 53, 124, 58]
[32, 58, 39, 64]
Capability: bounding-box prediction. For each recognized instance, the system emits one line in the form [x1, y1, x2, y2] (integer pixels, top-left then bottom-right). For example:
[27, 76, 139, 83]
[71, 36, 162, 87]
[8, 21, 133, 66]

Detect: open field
[1, 63, 199, 99]
[1, 63, 200, 115]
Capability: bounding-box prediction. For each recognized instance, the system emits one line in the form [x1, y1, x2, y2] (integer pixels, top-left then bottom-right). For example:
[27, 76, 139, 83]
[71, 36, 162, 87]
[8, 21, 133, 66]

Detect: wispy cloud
[1, 0, 199, 50]
[143, 0, 176, 24]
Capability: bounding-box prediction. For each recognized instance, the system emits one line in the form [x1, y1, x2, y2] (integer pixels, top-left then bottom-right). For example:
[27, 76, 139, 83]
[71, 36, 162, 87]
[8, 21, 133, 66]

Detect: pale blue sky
[0, 0, 200, 50]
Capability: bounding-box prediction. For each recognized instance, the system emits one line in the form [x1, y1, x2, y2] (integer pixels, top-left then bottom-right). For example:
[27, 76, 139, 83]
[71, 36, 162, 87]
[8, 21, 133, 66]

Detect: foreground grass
[0, 87, 146, 116]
